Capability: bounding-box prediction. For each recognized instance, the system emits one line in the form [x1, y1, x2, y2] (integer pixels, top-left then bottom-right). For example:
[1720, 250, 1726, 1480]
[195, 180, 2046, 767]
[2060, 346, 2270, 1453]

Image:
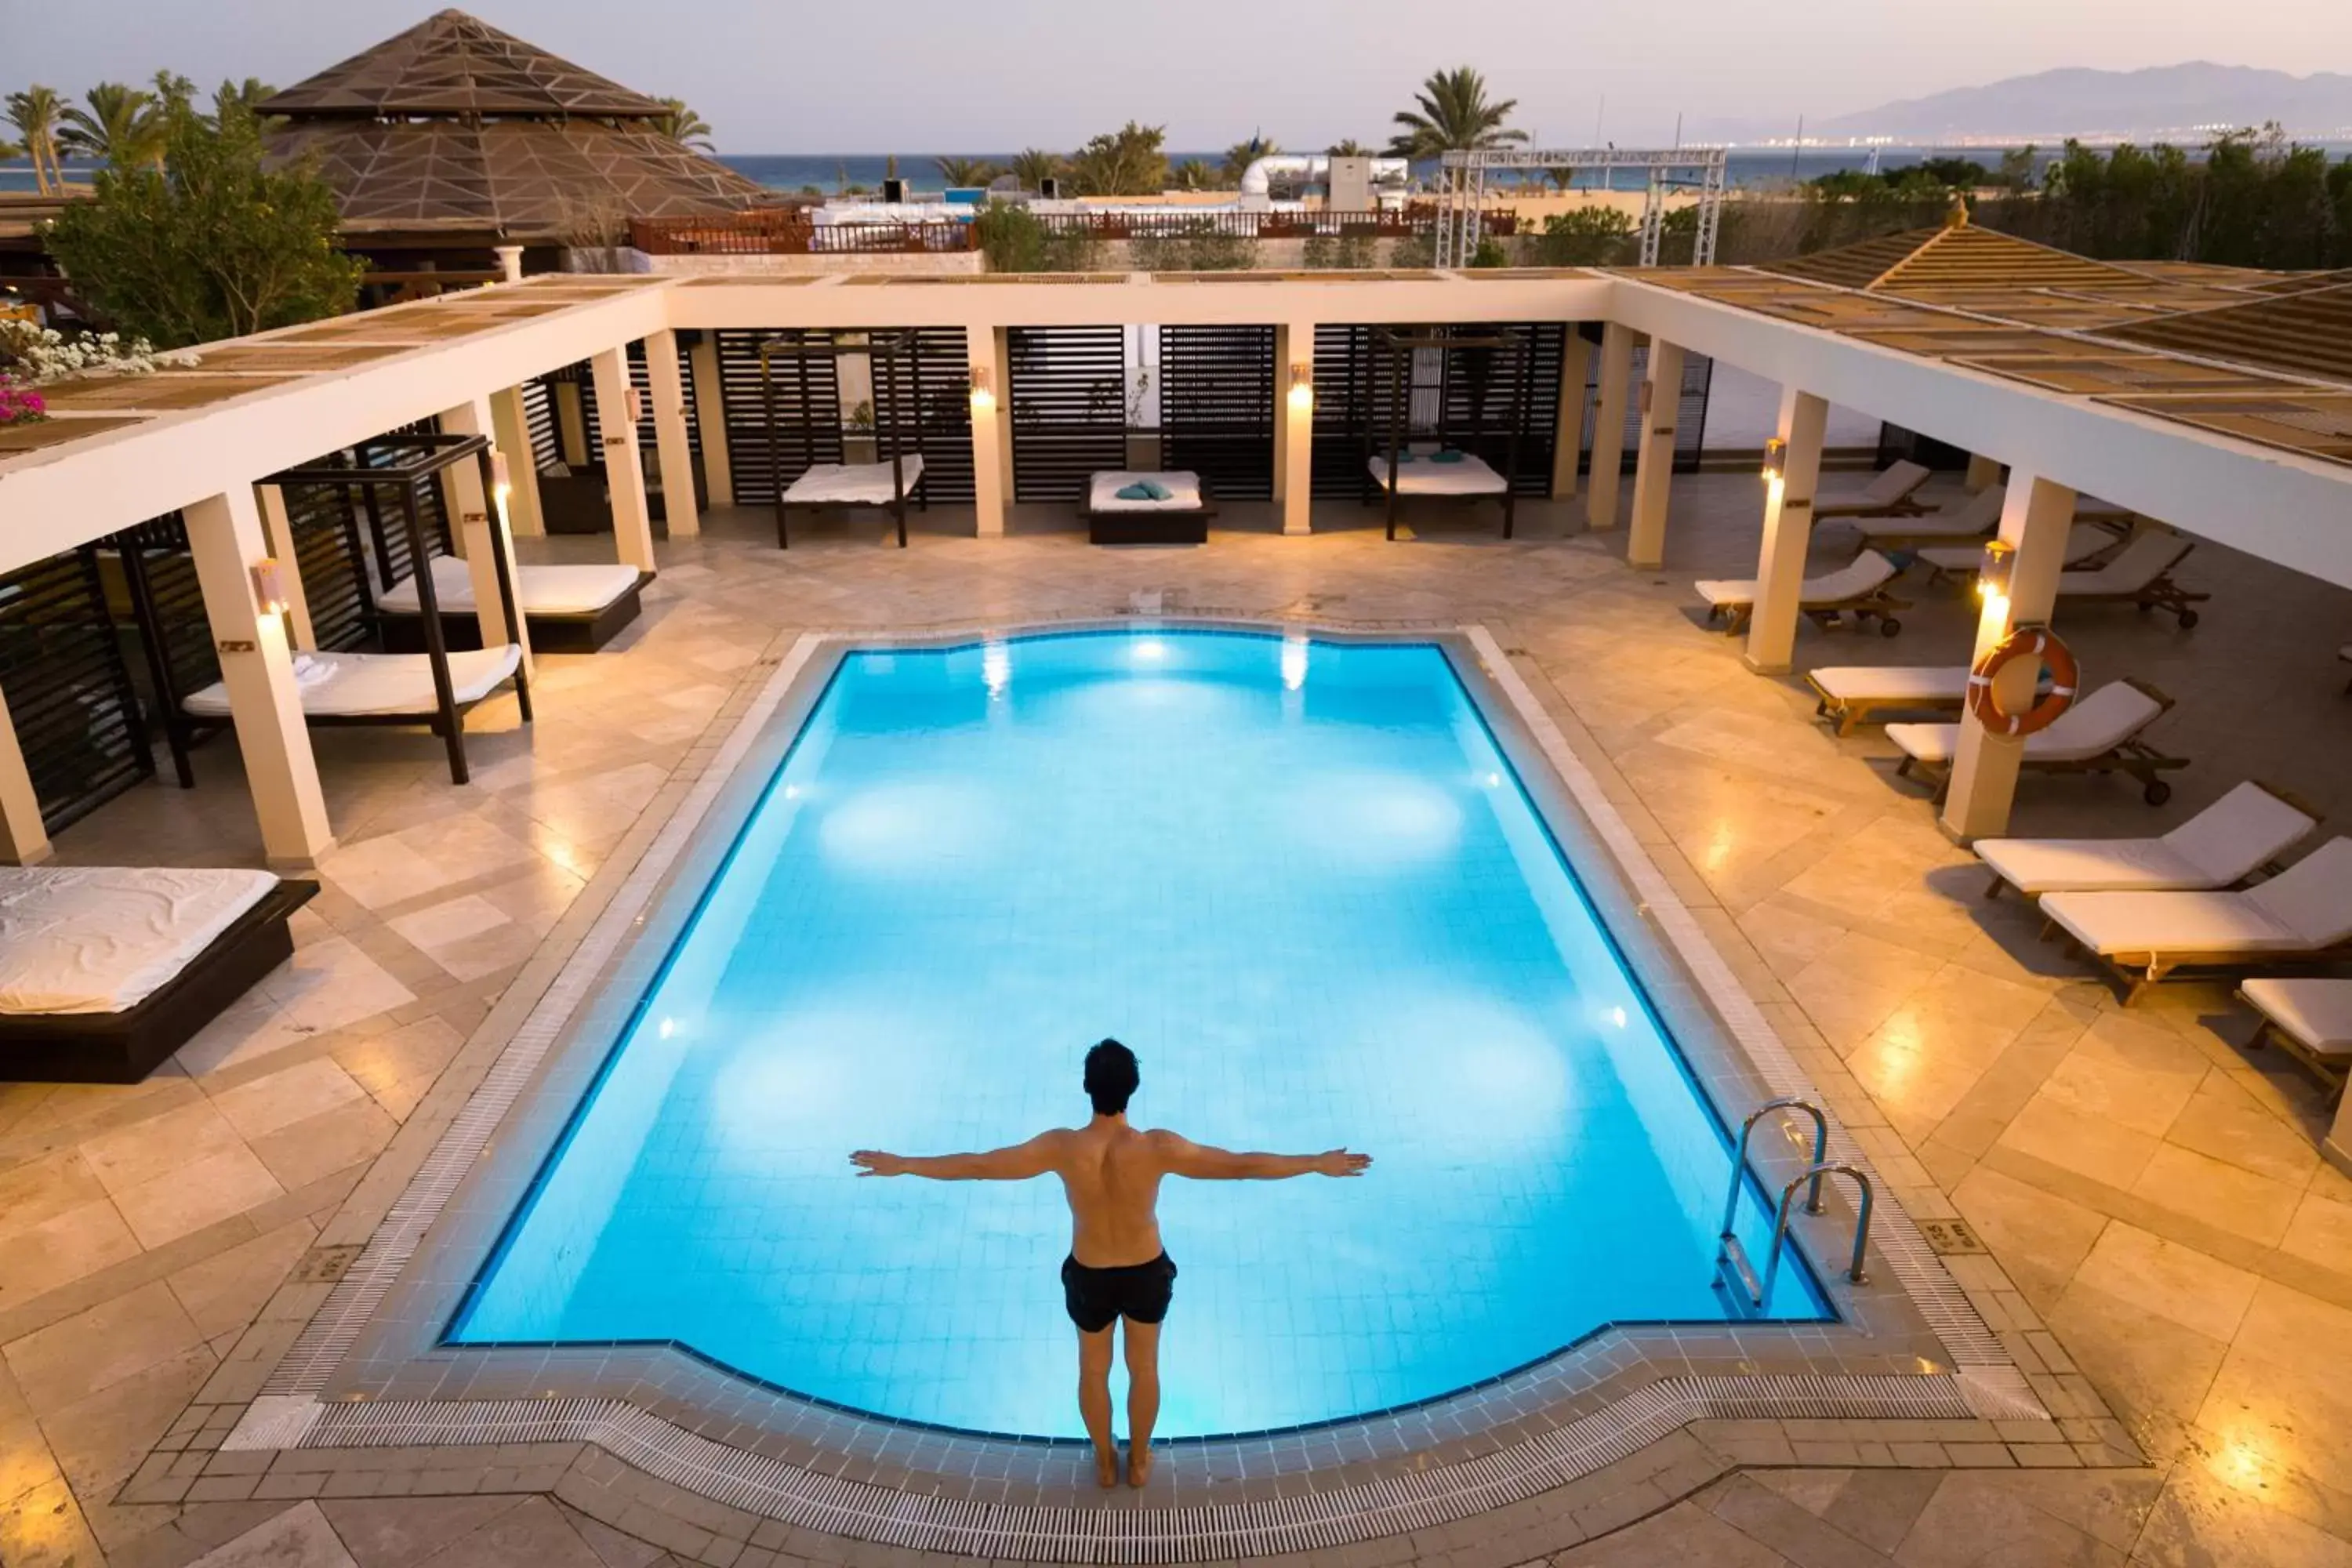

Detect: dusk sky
[10, 0, 2350, 149]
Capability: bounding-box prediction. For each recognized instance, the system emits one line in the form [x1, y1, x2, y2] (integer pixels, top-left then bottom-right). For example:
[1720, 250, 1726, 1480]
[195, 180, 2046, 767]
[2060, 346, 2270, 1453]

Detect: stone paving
[4, 471, 2350, 1566]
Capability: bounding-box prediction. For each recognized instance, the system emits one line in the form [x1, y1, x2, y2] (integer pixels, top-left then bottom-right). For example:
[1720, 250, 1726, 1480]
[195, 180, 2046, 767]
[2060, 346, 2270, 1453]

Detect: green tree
[1327, 139, 1374, 158]
[1170, 158, 1218, 191]
[1131, 220, 1258, 270]
[1386, 67, 1526, 159]
[7, 86, 67, 194]
[1065, 122, 1168, 196]
[1222, 133, 1277, 183]
[151, 71, 198, 118]
[1011, 147, 1063, 192]
[1302, 231, 1378, 268]
[1467, 236, 1511, 267]
[1529, 207, 1636, 265]
[1995, 145, 2038, 193]
[935, 155, 1001, 187]
[971, 201, 1102, 272]
[652, 98, 714, 152]
[59, 82, 162, 172]
[46, 97, 362, 347]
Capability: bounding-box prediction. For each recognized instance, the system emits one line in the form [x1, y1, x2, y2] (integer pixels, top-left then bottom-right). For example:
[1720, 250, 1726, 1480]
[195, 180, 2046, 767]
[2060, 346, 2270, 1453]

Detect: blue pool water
[454, 630, 1823, 1437]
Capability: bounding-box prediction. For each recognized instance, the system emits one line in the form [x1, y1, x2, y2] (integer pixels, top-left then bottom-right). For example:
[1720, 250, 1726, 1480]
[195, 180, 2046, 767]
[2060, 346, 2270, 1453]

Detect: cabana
[763, 330, 928, 549]
[1363, 325, 1534, 540]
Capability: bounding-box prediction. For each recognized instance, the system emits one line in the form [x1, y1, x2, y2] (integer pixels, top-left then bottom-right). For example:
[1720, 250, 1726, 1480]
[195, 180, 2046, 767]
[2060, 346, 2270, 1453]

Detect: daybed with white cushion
[1696, 550, 1909, 637]
[775, 456, 927, 548]
[1813, 461, 1932, 520]
[1083, 471, 1213, 545]
[1886, 678, 2187, 804]
[2039, 839, 2352, 1000]
[183, 647, 524, 786]
[1806, 664, 2048, 735]
[2239, 978, 2352, 1096]
[379, 554, 650, 654]
[0, 867, 317, 1082]
[1367, 449, 1516, 539]
[1976, 781, 2318, 899]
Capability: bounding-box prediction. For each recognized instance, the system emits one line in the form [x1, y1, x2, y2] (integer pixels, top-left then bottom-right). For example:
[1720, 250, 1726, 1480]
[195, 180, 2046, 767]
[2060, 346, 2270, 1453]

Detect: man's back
[1054, 1120, 1173, 1269]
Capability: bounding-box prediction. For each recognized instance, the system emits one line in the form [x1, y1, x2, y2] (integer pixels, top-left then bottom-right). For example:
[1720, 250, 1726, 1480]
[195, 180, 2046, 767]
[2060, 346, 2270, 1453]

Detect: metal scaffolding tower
[1432, 147, 1730, 269]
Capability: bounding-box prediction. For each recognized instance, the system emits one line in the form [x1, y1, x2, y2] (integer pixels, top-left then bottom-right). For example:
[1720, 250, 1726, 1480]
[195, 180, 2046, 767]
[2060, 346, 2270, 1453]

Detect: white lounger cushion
[1088, 471, 1205, 512]
[1918, 523, 2119, 575]
[780, 457, 926, 506]
[2042, 840, 2352, 958]
[378, 554, 642, 618]
[1810, 666, 1977, 704]
[1976, 781, 2317, 895]
[1814, 460, 1930, 516]
[2241, 978, 2352, 1061]
[1696, 550, 1897, 612]
[1366, 452, 1508, 495]
[1884, 680, 2163, 768]
[1851, 487, 2002, 542]
[0, 866, 278, 1014]
[2058, 530, 2192, 595]
[183, 647, 522, 719]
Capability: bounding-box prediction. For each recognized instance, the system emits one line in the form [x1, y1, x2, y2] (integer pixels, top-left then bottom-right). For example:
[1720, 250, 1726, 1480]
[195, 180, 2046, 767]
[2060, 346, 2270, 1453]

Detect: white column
[439, 396, 535, 681]
[967, 325, 1009, 538]
[1625, 339, 1685, 570]
[644, 329, 699, 540]
[1584, 322, 1635, 530]
[1940, 472, 2075, 843]
[488, 385, 544, 536]
[0, 683, 51, 866]
[589, 346, 656, 571]
[688, 335, 734, 507]
[1552, 329, 1593, 501]
[1279, 321, 1315, 536]
[1742, 387, 1830, 675]
[253, 484, 316, 650]
[184, 489, 332, 866]
[1964, 452, 2003, 493]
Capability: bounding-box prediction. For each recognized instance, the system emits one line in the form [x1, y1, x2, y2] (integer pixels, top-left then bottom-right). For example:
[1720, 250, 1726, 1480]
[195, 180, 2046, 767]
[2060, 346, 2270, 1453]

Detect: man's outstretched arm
[1153, 1132, 1371, 1180]
[851, 1133, 1062, 1181]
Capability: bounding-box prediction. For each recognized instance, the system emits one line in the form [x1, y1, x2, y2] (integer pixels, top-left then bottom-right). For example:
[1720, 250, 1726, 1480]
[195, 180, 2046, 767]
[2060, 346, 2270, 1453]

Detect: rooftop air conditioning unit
[1039, 176, 1062, 200]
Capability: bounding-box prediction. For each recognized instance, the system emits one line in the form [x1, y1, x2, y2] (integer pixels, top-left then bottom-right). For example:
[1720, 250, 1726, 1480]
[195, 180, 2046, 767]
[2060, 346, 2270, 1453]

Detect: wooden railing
[630, 206, 1519, 256]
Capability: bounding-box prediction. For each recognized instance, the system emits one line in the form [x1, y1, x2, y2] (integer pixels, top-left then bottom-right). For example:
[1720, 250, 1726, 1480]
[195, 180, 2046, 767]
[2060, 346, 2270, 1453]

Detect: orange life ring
[1967, 626, 2078, 737]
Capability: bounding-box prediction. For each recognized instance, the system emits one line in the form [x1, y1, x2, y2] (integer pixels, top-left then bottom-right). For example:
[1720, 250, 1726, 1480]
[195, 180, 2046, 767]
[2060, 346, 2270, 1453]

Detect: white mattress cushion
[779, 457, 926, 506]
[379, 554, 642, 617]
[1809, 666, 1973, 703]
[1976, 837, 2205, 896]
[1697, 550, 1896, 611]
[1366, 452, 1508, 495]
[1089, 471, 1205, 512]
[1816, 460, 1929, 513]
[1918, 523, 2118, 574]
[0, 867, 278, 1014]
[1854, 488, 2002, 542]
[2041, 887, 2301, 957]
[2162, 782, 2318, 885]
[2241, 978, 2352, 1057]
[2243, 840, 2352, 946]
[2058, 531, 2191, 594]
[184, 647, 522, 719]
[1886, 681, 2161, 767]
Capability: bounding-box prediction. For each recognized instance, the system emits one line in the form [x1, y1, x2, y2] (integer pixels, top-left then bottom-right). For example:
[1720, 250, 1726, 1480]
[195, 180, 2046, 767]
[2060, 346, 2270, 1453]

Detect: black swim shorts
[1060, 1253, 1177, 1333]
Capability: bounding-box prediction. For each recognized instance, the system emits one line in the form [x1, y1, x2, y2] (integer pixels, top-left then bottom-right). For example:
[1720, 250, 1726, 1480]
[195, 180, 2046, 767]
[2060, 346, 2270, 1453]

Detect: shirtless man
[851, 1038, 1371, 1488]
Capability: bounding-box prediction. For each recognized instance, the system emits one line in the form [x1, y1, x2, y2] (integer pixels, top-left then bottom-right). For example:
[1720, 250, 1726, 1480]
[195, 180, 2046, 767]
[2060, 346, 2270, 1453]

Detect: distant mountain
[1806, 64, 2352, 142]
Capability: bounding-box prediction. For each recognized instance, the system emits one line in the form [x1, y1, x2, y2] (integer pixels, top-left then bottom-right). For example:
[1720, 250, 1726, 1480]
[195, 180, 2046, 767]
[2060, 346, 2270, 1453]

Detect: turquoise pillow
[1115, 482, 1156, 501]
[1430, 448, 1466, 465]
[1395, 451, 1417, 463]
[1142, 479, 1174, 500]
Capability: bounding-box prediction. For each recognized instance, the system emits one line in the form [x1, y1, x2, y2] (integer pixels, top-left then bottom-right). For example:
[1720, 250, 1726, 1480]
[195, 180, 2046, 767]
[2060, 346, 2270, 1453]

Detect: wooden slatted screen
[1437, 325, 1566, 497]
[869, 328, 976, 503]
[1311, 324, 1569, 498]
[521, 378, 560, 472]
[1158, 325, 1276, 500]
[717, 329, 843, 504]
[0, 548, 151, 833]
[282, 482, 381, 651]
[1578, 326, 1714, 475]
[111, 516, 221, 713]
[1009, 326, 1127, 503]
[1310, 324, 1402, 499]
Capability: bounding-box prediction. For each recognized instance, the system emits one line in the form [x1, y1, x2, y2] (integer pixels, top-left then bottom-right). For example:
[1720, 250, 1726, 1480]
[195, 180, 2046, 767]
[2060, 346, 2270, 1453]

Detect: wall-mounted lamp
[490, 451, 513, 500]
[1287, 362, 1315, 413]
[1977, 537, 2016, 605]
[1637, 378, 1654, 416]
[624, 386, 644, 426]
[1761, 437, 1787, 485]
[967, 364, 996, 413]
[251, 558, 289, 619]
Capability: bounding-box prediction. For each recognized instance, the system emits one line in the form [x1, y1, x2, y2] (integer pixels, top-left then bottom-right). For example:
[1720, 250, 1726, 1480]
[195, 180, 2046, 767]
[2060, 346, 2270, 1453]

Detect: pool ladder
[1713, 1098, 1874, 1314]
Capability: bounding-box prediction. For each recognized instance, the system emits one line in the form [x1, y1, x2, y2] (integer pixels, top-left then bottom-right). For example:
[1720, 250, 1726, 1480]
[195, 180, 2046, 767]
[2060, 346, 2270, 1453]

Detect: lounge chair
[1845, 486, 2002, 550]
[0, 867, 318, 1083]
[1806, 664, 2048, 736]
[1976, 780, 2318, 899]
[1918, 521, 2127, 582]
[377, 554, 652, 654]
[1886, 677, 2188, 805]
[1696, 550, 1909, 637]
[1813, 460, 1933, 520]
[2053, 529, 2209, 627]
[2040, 839, 2352, 1000]
[1083, 470, 1214, 546]
[2238, 978, 2352, 1098]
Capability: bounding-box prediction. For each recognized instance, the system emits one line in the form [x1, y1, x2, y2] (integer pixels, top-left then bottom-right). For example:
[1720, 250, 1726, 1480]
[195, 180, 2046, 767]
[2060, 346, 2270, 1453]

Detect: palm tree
[60, 82, 162, 172]
[6, 86, 66, 194]
[935, 155, 1001, 187]
[652, 98, 715, 153]
[1386, 67, 1527, 160]
[1221, 133, 1277, 183]
[151, 70, 198, 116]
[1011, 147, 1063, 192]
[214, 78, 278, 123]
[1327, 139, 1374, 158]
[1171, 159, 1218, 191]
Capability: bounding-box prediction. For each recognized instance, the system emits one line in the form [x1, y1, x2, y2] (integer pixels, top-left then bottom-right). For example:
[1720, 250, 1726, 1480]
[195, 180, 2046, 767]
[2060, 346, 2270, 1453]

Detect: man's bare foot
[1094, 1446, 1118, 1489]
[1127, 1443, 1153, 1489]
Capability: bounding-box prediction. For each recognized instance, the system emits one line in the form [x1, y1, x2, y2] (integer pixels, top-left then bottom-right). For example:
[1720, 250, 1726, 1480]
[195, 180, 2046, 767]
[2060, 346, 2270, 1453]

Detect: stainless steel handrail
[1759, 1163, 1875, 1305]
[1714, 1098, 1833, 1311]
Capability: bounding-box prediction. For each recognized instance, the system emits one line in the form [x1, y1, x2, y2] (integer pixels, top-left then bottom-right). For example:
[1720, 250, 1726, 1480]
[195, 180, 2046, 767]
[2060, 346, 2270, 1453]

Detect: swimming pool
[452, 629, 1824, 1438]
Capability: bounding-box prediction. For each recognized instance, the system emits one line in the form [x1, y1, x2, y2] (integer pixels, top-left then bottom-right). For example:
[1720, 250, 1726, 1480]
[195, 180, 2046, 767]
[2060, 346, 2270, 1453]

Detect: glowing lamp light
[968, 365, 996, 413]
[1287, 363, 1315, 413]
[1760, 437, 1787, 485]
[490, 451, 514, 501]
[1977, 538, 2016, 605]
[249, 559, 289, 618]
[624, 386, 644, 426]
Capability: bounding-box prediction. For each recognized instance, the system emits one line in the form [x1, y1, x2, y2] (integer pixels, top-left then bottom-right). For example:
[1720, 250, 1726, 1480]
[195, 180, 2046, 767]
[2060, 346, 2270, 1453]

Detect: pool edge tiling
[216, 617, 2060, 1562]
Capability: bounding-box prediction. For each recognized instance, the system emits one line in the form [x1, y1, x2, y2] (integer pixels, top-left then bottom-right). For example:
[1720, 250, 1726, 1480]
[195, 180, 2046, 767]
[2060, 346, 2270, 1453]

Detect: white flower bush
[0, 320, 202, 385]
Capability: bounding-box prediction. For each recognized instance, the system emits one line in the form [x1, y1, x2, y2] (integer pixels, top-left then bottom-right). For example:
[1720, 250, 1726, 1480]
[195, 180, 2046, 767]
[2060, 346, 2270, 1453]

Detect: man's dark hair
[1083, 1038, 1139, 1116]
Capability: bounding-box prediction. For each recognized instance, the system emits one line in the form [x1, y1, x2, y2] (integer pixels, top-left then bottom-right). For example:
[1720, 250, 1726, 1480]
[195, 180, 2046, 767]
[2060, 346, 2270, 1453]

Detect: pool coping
[201, 615, 2063, 1562]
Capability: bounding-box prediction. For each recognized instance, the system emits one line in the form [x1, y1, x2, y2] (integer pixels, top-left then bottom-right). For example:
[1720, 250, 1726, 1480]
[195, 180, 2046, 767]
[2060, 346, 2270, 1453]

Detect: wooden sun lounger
[1806, 665, 2049, 736]
[1697, 550, 1910, 638]
[2055, 531, 2210, 628]
[1813, 460, 1933, 521]
[1888, 677, 2189, 805]
[2238, 978, 2352, 1100]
